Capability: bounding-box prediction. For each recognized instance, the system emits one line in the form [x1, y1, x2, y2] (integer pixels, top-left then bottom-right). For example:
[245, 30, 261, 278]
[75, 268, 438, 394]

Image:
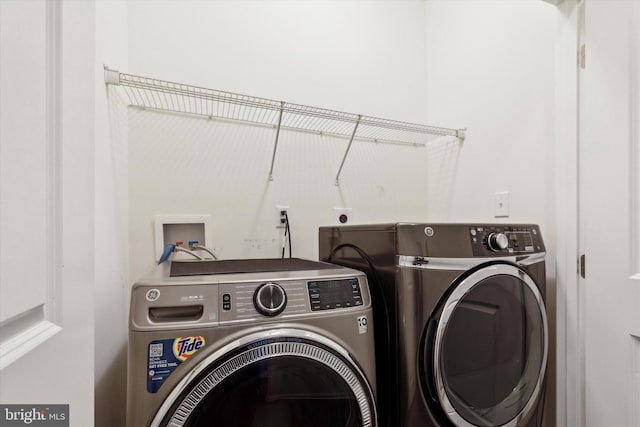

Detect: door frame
[555, 0, 640, 425]
[553, 0, 582, 426]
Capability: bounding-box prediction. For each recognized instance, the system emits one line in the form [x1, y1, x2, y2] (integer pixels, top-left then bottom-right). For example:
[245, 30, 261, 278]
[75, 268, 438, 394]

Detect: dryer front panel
[422, 263, 548, 427]
[152, 329, 377, 427]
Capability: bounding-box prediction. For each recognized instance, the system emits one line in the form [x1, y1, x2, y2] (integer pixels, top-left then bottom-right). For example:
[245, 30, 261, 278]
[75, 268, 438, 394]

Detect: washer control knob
[253, 283, 287, 316]
[487, 232, 509, 251]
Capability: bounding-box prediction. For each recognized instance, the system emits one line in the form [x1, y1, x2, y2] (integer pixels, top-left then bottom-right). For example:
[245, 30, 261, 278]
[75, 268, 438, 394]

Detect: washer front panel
[430, 263, 548, 427]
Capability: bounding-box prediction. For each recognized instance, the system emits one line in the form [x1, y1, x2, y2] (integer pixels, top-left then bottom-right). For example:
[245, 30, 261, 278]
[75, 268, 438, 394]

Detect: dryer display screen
[308, 278, 362, 311]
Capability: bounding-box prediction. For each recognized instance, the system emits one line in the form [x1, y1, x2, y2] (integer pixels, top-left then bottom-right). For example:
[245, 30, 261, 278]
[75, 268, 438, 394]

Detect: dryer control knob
[487, 232, 509, 251]
[254, 283, 287, 317]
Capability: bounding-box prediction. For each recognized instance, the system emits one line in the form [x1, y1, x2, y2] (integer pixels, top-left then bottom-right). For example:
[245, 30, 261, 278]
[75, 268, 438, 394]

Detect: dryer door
[422, 263, 548, 427]
[152, 329, 377, 427]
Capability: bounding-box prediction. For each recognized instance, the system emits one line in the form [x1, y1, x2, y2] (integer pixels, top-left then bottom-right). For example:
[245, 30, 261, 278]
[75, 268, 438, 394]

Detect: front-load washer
[127, 258, 377, 427]
[319, 223, 548, 427]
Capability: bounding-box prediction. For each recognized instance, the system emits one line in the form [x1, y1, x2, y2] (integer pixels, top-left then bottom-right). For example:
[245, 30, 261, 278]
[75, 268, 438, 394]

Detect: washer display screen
[308, 278, 362, 311]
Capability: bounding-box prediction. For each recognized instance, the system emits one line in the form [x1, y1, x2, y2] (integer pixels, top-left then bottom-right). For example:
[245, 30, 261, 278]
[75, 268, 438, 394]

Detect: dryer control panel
[470, 225, 544, 256]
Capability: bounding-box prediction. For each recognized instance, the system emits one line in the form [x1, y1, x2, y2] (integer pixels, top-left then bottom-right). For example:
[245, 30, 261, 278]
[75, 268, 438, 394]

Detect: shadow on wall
[95, 85, 129, 427]
[126, 107, 461, 276]
[95, 344, 127, 426]
[425, 136, 462, 219]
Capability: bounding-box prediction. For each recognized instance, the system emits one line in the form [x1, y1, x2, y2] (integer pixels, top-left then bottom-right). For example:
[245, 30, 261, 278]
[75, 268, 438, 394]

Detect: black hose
[284, 211, 292, 258]
[328, 243, 393, 427]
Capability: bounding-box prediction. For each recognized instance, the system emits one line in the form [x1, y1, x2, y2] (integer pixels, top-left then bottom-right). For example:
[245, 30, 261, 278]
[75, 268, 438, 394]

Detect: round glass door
[425, 263, 547, 427]
[154, 332, 376, 427]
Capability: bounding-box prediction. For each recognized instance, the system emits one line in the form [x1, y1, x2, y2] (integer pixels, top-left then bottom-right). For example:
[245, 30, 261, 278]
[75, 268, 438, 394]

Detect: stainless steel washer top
[127, 258, 378, 427]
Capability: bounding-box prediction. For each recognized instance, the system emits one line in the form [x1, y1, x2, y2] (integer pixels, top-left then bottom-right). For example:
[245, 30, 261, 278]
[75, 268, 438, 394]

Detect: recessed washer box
[154, 214, 213, 261]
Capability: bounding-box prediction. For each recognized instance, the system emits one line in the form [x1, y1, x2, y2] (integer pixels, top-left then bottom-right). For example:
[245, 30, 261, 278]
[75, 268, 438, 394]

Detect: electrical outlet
[333, 207, 353, 224]
[275, 205, 289, 228]
[494, 192, 510, 217]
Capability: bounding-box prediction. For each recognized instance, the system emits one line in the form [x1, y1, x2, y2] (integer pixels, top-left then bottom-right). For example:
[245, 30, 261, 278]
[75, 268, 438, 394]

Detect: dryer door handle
[423, 318, 439, 403]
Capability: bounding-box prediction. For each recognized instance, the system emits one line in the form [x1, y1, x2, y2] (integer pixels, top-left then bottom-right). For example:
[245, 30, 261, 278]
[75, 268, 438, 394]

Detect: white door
[0, 1, 95, 425]
[579, 1, 640, 426]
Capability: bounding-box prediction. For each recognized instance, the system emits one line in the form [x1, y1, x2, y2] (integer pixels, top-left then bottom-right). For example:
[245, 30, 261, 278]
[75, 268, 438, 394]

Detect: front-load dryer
[127, 258, 377, 427]
[319, 223, 548, 427]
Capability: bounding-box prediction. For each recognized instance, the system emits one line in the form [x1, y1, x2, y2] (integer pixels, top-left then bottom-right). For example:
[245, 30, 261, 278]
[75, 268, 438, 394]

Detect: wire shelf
[104, 68, 465, 184]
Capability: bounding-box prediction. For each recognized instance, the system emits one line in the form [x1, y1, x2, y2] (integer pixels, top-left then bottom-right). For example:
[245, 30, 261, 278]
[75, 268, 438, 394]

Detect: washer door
[422, 263, 548, 427]
[152, 329, 377, 427]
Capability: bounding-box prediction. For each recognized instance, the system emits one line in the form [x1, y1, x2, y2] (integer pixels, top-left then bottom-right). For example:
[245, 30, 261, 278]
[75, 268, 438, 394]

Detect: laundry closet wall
[127, 0, 434, 282]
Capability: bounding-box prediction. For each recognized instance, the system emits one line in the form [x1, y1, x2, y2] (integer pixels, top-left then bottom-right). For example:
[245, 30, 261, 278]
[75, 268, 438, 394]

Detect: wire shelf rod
[335, 115, 362, 186]
[268, 101, 285, 181]
[127, 103, 445, 148]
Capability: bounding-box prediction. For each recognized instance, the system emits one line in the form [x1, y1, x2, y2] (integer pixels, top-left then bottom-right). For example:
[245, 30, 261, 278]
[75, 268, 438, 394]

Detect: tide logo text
[173, 336, 205, 361]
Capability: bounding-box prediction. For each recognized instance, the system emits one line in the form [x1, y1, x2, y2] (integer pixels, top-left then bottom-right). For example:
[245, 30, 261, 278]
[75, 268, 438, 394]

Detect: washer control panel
[130, 263, 370, 331]
[218, 281, 307, 323]
[218, 275, 367, 324]
[470, 225, 544, 255]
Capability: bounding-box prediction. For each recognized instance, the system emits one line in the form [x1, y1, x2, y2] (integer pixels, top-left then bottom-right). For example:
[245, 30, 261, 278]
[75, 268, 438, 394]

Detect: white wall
[94, 1, 129, 426]
[127, 0, 429, 124]
[423, 1, 557, 425]
[424, 1, 556, 227]
[127, 0, 436, 282]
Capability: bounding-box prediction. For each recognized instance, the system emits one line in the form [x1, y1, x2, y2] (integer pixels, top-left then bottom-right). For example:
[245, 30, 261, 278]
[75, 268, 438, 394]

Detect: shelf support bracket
[104, 66, 121, 85]
[456, 128, 467, 141]
[268, 101, 285, 181]
[335, 115, 361, 186]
